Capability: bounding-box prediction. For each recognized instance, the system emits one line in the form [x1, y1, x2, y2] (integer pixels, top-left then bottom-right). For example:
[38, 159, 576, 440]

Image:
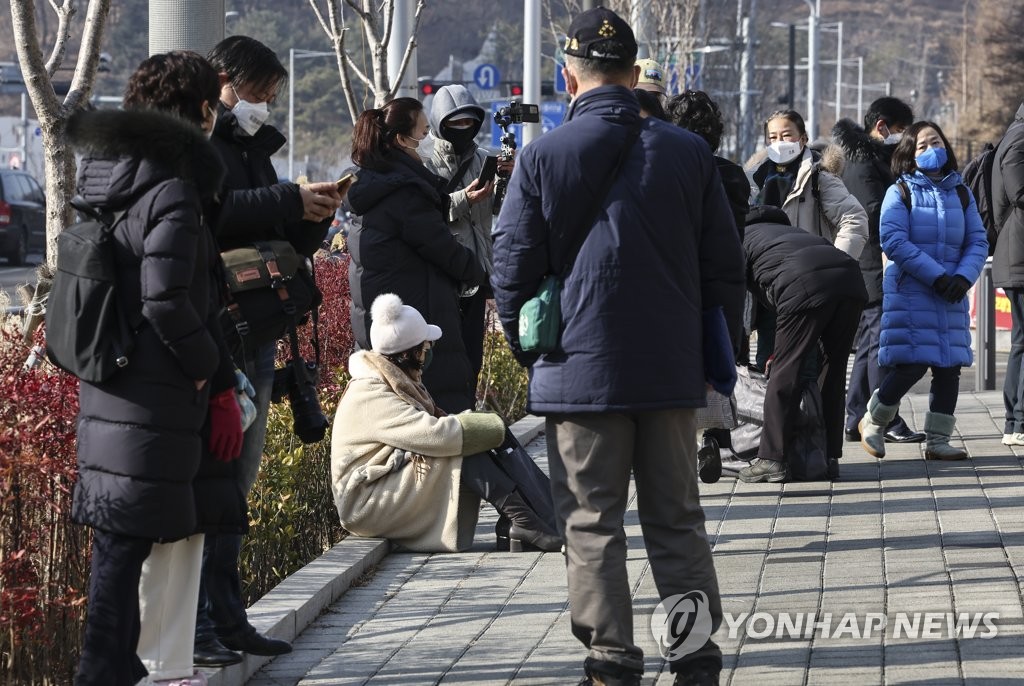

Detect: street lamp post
[803, 0, 819, 141]
[288, 48, 336, 181]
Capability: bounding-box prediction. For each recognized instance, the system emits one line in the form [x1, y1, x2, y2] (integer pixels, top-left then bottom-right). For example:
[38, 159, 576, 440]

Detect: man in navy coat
[491, 8, 744, 685]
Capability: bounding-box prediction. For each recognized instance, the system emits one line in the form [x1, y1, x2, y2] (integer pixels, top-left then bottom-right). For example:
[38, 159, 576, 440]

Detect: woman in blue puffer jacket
[859, 121, 988, 461]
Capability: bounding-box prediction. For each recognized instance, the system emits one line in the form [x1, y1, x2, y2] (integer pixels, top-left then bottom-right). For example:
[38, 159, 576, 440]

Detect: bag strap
[444, 156, 477, 195]
[559, 119, 643, 277]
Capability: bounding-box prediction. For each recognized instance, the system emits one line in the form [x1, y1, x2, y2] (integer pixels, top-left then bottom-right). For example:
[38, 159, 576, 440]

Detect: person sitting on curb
[330, 294, 562, 553]
[739, 205, 867, 483]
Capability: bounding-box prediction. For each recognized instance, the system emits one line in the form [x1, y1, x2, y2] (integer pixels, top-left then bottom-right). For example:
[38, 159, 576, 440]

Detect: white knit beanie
[369, 293, 442, 354]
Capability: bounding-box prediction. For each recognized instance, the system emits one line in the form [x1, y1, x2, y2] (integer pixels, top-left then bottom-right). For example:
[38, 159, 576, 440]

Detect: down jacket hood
[746, 204, 791, 227]
[67, 108, 225, 209]
[428, 84, 486, 139]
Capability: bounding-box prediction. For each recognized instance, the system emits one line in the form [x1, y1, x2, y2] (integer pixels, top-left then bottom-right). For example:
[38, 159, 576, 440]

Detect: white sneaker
[1002, 432, 1024, 446]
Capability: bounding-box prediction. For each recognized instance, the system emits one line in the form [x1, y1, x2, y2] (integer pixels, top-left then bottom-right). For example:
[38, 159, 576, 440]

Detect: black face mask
[442, 125, 478, 154]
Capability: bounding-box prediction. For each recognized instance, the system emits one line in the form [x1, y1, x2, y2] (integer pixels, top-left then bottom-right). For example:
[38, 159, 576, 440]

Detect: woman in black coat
[347, 97, 485, 413]
[68, 52, 243, 686]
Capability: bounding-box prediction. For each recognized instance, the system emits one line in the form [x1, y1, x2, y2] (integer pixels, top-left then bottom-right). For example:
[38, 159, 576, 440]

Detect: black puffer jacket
[717, 155, 750, 240]
[744, 205, 868, 315]
[210, 106, 329, 257]
[347, 150, 485, 413]
[994, 103, 1024, 287]
[67, 109, 241, 541]
[832, 118, 894, 304]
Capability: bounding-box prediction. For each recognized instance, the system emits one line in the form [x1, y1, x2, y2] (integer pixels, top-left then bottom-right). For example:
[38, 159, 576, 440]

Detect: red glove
[209, 389, 243, 462]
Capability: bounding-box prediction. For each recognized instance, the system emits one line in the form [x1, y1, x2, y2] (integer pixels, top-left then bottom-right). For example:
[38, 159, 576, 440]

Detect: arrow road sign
[474, 63, 501, 90]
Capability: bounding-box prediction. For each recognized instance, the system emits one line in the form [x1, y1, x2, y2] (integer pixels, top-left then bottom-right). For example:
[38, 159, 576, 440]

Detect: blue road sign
[473, 63, 501, 90]
[554, 62, 567, 94]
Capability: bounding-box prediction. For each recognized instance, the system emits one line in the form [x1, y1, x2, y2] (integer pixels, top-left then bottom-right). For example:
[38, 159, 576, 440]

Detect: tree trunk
[40, 119, 76, 276]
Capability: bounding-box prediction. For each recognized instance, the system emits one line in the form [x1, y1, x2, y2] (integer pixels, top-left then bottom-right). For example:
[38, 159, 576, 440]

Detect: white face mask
[882, 132, 903, 146]
[766, 140, 803, 164]
[232, 98, 269, 136]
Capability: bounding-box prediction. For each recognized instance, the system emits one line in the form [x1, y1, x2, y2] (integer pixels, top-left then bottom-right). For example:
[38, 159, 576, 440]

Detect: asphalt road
[0, 255, 42, 311]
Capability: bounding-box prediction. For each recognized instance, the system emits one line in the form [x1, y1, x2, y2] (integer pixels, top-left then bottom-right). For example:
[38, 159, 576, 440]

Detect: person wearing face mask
[747, 110, 869, 374]
[67, 51, 243, 686]
[192, 35, 343, 665]
[749, 110, 868, 259]
[347, 97, 485, 415]
[832, 97, 926, 450]
[329, 293, 561, 553]
[858, 121, 988, 462]
[424, 85, 502, 389]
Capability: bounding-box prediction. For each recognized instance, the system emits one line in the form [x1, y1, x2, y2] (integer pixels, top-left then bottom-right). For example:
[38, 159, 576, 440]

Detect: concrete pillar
[148, 0, 224, 56]
[387, 0, 418, 100]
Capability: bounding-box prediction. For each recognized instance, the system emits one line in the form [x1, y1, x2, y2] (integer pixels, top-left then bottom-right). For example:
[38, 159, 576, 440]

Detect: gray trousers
[545, 409, 722, 672]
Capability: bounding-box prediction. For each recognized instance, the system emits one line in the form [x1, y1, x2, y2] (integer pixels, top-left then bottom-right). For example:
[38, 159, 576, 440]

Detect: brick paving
[221, 390, 1024, 685]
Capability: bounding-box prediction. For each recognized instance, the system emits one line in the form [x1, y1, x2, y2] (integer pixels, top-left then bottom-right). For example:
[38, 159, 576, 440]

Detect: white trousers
[137, 535, 204, 681]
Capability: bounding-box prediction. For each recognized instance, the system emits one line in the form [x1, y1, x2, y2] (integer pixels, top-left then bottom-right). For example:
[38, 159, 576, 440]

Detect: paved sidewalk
[235, 391, 1024, 685]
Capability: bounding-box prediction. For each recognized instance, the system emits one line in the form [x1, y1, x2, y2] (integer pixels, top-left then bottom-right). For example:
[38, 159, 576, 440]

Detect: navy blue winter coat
[879, 171, 989, 368]
[491, 86, 745, 413]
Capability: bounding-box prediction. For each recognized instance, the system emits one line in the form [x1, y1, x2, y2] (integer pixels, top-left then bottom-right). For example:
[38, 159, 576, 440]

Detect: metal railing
[975, 258, 997, 391]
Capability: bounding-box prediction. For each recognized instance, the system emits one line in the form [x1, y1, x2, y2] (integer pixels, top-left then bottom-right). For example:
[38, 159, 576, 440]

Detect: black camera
[492, 100, 541, 216]
[271, 357, 328, 444]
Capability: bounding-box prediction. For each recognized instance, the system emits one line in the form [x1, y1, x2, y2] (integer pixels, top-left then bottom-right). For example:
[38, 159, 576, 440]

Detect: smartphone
[478, 156, 498, 186]
[336, 173, 357, 192]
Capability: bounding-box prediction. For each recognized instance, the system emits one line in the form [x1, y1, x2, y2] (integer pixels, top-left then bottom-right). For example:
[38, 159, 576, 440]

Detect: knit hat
[635, 58, 666, 94]
[563, 7, 637, 62]
[369, 294, 442, 354]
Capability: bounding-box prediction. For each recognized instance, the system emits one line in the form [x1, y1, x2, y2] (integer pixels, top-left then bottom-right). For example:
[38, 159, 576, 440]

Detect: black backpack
[45, 197, 134, 382]
[960, 141, 1002, 254]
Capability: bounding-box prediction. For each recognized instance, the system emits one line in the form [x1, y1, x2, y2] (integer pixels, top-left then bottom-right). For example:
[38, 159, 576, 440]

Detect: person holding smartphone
[425, 85, 512, 389]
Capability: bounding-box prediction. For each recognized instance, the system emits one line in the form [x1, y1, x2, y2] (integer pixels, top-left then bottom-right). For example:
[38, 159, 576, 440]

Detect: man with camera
[193, 36, 342, 666]
[491, 7, 744, 686]
[425, 84, 509, 387]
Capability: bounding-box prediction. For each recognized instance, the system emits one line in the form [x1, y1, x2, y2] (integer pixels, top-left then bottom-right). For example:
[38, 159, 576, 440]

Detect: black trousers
[74, 530, 153, 686]
[844, 303, 913, 433]
[460, 287, 489, 390]
[460, 434, 556, 531]
[759, 298, 863, 464]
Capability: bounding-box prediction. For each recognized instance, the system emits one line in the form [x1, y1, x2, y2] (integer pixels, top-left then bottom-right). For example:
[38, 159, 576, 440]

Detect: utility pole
[148, 0, 225, 56]
[523, 0, 542, 145]
[387, 0, 418, 100]
[738, 0, 757, 163]
[834, 21, 843, 123]
[803, 0, 819, 141]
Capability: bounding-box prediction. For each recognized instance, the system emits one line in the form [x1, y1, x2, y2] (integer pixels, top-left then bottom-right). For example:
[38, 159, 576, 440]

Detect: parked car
[0, 169, 46, 265]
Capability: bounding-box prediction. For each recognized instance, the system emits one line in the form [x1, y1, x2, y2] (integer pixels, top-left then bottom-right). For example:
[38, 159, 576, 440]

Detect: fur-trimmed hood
[68, 108, 225, 209]
[832, 118, 888, 164]
[745, 142, 845, 177]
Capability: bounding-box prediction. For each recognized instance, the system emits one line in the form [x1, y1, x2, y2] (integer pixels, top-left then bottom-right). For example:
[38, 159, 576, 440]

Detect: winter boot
[492, 489, 563, 552]
[858, 390, 899, 458]
[923, 412, 968, 461]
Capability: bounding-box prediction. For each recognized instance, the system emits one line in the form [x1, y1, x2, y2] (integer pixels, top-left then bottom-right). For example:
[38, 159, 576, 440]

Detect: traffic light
[418, 78, 447, 97]
[507, 81, 523, 97]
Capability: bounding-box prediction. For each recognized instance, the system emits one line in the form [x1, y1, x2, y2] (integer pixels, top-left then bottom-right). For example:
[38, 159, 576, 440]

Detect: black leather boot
[493, 489, 562, 552]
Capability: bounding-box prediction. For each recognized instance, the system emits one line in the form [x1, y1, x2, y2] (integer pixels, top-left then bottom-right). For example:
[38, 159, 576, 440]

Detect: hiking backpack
[960, 141, 1002, 255]
[45, 197, 134, 382]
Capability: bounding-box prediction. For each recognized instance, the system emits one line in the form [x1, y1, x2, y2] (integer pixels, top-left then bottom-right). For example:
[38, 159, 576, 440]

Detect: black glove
[933, 274, 952, 297]
[941, 275, 972, 303]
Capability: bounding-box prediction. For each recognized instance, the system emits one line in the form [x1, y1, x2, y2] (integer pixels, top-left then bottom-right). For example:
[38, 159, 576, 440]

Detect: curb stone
[200, 414, 545, 686]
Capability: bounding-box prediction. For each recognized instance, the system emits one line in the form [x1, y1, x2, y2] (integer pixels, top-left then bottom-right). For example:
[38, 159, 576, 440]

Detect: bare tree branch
[307, 0, 334, 38]
[11, 0, 62, 122]
[43, 0, 75, 77]
[63, 0, 111, 114]
[334, 31, 362, 125]
[380, 0, 394, 52]
[343, 0, 367, 22]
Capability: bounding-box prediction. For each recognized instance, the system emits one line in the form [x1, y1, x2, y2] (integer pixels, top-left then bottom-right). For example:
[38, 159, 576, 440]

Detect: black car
[0, 169, 46, 265]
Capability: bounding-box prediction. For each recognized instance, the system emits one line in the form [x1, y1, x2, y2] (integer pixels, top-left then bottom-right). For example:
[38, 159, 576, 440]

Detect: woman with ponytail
[347, 97, 485, 413]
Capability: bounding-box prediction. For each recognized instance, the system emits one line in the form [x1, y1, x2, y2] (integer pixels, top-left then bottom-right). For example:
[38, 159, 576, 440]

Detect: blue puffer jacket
[878, 170, 989, 368]
[491, 86, 745, 413]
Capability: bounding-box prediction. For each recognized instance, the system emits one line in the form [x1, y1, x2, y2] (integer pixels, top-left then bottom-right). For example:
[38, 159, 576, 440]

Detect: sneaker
[581, 658, 642, 686]
[826, 457, 839, 480]
[673, 657, 721, 686]
[1002, 432, 1024, 446]
[738, 458, 788, 483]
